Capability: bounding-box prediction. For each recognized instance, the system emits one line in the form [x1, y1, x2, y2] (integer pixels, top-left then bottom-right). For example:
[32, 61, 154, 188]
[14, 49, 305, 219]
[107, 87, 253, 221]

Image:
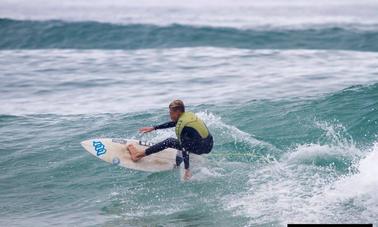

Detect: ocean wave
[223, 121, 378, 225]
[1, 18, 378, 51]
[281, 121, 363, 173]
[1, 90, 377, 225]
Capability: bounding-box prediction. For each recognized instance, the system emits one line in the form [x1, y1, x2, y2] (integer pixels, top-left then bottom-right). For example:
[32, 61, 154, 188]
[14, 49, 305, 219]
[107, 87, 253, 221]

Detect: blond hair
[169, 100, 185, 112]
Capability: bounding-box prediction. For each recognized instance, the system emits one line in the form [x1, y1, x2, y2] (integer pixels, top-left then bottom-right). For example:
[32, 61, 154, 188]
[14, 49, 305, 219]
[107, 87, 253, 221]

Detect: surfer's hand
[139, 127, 154, 133]
[183, 169, 192, 180]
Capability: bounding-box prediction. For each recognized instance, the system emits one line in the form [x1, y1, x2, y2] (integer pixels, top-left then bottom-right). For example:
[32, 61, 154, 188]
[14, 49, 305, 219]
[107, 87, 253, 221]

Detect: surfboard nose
[80, 139, 93, 150]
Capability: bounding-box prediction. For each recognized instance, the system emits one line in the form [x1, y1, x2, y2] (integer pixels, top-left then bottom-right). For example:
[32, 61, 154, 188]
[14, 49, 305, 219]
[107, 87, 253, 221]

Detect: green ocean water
[1, 82, 377, 226]
[1, 1, 378, 226]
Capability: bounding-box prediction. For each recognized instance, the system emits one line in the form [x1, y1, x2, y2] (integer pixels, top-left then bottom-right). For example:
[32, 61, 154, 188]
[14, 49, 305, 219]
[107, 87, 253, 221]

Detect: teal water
[1, 1, 378, 226]
[1, 19, 378, 51]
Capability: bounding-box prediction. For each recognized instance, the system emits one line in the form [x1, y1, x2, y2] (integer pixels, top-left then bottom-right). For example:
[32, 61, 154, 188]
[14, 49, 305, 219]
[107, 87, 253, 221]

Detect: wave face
[0, 83, 377, 226]
[1, 18, 378, 51]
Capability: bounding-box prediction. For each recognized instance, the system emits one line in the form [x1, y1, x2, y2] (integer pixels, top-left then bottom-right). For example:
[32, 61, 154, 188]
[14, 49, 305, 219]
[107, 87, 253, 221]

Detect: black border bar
[288, 225, 372, 227]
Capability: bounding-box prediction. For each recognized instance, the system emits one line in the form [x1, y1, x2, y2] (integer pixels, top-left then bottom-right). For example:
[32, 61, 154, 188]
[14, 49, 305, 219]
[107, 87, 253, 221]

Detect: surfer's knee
[162, 137, 180, 149]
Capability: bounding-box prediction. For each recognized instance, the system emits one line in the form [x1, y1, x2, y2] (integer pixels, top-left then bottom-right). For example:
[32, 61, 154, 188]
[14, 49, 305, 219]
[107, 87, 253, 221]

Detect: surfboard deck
[81, 138, 200, 172]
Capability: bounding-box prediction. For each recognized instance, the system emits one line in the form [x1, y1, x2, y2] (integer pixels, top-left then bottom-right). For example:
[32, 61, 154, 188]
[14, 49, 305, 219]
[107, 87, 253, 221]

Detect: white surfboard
[80, 138, 201, 172]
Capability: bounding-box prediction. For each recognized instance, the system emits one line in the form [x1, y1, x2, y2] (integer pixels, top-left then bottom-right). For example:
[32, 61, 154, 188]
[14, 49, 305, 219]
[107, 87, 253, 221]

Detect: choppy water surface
[1, 0, 378, 226]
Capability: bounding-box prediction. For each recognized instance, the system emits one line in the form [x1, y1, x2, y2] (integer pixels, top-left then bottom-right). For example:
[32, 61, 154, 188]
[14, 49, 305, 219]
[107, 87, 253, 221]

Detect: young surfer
[127, 100, 213, 180]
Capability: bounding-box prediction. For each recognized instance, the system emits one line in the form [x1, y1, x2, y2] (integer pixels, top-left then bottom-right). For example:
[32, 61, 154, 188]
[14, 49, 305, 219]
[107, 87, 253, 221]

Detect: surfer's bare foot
[127, 144, 145, 161]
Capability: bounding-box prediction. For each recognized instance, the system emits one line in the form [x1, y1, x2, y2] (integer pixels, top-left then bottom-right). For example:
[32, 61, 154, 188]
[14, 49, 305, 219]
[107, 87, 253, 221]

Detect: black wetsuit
[145, 121, 213, 169]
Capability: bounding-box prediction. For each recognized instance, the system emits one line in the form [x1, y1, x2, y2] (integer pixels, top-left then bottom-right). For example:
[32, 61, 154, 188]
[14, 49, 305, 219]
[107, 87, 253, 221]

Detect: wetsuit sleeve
[153, 121, 176, 130]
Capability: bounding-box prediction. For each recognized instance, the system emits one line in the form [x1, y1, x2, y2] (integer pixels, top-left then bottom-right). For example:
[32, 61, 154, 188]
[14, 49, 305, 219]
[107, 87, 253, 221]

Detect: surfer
[127, 100, 213, 180]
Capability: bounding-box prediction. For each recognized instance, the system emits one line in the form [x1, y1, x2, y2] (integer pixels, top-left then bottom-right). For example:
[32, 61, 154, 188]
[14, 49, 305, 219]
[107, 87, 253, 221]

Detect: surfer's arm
[182, 147, 192, 180]
[182, 150, 190, 169]
[153, 121, 176, 130]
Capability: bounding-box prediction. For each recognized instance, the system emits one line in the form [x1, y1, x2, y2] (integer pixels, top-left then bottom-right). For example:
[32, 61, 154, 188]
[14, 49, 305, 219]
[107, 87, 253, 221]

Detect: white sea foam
[284, 121, 361, 167]
[2, 0, 378, 29]
[1, 48, 378, 115]
[223, 121, 378, 225]
[319, 142, 378, 221]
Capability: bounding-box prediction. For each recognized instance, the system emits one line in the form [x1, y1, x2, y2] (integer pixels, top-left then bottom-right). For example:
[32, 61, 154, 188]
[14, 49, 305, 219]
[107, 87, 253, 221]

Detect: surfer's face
[169, 109, 181, 122]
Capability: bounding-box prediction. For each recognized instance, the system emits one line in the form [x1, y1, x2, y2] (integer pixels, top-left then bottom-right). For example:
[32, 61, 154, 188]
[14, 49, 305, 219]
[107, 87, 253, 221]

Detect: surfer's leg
[202, 135, 214, 154]
[145, 137, 181, 155]
[175, 150, 184, 167]
[189, 135, 214, 155]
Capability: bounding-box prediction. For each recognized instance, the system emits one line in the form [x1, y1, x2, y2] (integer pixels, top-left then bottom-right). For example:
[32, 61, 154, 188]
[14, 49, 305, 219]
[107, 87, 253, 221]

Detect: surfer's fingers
[139, 127, 151, 133]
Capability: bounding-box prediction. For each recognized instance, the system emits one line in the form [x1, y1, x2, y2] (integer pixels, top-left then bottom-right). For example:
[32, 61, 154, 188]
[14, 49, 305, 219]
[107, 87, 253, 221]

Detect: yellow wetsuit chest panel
[175, 112, 209, 143]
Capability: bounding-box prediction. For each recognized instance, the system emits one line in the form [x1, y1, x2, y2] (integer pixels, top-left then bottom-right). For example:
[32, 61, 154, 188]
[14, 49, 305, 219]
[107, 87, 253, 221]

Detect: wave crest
[1, 18, 378, 51]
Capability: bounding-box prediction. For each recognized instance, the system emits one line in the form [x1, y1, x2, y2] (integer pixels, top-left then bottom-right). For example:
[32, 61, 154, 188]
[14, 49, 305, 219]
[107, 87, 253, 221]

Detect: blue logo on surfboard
[93, 141, 106, 156]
